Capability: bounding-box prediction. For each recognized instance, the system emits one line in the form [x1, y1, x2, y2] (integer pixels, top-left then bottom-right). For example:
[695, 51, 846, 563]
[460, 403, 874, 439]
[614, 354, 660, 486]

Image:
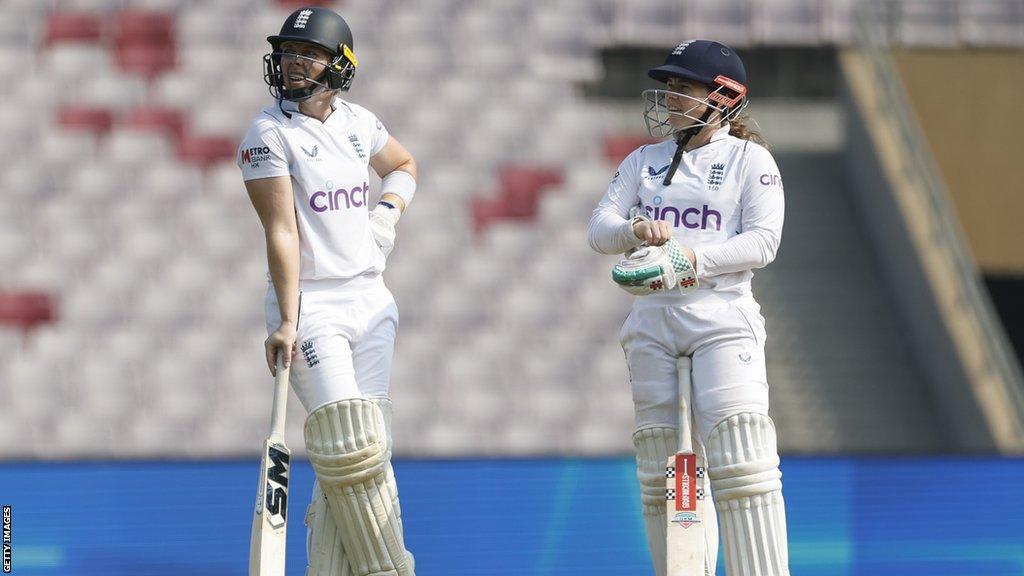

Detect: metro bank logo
[643, 197, 722, 230]
[310, 182, 369, 213]
[241, 146, 272, 168]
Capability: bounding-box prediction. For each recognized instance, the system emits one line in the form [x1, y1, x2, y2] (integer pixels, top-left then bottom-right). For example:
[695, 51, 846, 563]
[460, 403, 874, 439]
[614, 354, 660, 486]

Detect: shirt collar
[277, 95, 340, 119]
[710, 124, 731, 142]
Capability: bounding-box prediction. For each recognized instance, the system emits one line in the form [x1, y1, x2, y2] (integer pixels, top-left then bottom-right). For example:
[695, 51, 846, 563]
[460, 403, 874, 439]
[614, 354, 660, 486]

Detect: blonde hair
[727, 112, 768, 148]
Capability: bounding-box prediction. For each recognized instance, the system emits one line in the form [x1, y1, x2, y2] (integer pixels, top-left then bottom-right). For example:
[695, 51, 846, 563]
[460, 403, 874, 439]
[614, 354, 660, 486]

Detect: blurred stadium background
[1, 0, 1023, 574]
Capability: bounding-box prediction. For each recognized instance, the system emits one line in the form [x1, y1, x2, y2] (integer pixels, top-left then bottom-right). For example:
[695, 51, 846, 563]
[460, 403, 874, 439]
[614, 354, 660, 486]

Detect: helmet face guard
[263, 44, 357, 102]
[642, 74, 748, 139]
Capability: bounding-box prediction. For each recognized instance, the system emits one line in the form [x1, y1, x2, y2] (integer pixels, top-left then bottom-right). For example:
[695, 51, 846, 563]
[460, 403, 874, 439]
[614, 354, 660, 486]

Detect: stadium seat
[502, 165, 563, 208]
[102, 127, 174, 167]
[57, 106, 114, 134]
[471, 166, 564, 231]
[177, 133, 238, 167]
[79, 72, 149, 107]
[41, 43, 113, 85]
[44, 12, 103, 45]
[117, 43, 176, 77]
[115, 10, 177, 78]
[38, 131, 98, 169]
[0, 10, 41, 48]
[178, 7, 242, 46]
[151, 70, 206, 107]
[0, 293, 57, 331]
[114, 10, 174, 47]
[126, 106, 186, 139]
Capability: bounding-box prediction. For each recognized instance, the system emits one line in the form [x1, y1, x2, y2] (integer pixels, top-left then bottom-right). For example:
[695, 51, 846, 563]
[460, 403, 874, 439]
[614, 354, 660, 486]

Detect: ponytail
[727, 112, 768, 148]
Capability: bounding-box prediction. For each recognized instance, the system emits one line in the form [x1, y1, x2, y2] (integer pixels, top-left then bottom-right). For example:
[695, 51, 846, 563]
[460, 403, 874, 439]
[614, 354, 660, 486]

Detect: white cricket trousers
[619, 294, 771, 441]
[264, 274, 398, 412]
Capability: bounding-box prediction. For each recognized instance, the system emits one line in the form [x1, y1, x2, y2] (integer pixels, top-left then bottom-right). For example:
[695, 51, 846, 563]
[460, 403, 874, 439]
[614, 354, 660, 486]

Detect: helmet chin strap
[662, 108, 715, 186]
[279, 68, 332, 102]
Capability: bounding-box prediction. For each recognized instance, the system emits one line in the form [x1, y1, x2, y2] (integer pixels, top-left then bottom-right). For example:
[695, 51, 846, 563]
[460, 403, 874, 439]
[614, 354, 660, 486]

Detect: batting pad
[633, 427, 718, 576]
[305, 399, 414, 576]
[305, 480, 352, 576]
[707, 413, 790, 576]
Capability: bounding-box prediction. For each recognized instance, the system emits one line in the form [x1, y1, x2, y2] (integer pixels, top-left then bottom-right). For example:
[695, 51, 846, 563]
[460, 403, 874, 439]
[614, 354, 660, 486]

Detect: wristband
[381, 170, 416, 207]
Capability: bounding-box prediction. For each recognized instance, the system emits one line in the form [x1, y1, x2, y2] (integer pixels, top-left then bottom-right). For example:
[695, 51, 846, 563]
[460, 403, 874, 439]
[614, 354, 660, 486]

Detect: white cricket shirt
[238, 97, 390, 283]
[588, 125, 785, 306]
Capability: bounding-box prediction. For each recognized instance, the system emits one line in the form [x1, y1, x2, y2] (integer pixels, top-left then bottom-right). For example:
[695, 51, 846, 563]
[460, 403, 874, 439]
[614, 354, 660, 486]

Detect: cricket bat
[249, 357, 292, 576]
[666, 356, 706, 575]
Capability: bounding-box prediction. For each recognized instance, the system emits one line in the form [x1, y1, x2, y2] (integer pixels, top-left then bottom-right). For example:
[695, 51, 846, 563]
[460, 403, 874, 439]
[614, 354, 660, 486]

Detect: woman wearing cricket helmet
[588, 40, 790, 575]
[239, 6, 417, 575]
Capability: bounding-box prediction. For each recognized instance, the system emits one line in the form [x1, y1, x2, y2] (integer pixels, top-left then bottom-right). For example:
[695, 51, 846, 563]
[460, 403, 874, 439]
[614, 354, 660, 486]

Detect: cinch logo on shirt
[759, 173, 783, 187]
[310, 182, 369, 213]
[643, 199, 722, 231]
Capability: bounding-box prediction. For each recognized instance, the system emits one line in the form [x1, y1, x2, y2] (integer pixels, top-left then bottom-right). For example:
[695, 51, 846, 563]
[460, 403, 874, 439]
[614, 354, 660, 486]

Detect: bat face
[258, 443, 291, 528]
[666, 452, 706, 574]
[251, 440, 290, 576]
[669, 453, 702, 528]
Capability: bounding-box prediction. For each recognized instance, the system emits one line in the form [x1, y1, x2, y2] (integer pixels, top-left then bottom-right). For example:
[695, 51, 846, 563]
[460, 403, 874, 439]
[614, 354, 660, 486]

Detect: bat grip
[269, 356, 290, 442]
[676, 356, 694, 453]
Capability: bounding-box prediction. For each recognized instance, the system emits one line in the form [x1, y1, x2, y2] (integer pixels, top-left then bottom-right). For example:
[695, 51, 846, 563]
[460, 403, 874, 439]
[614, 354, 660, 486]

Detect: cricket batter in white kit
[239, 7, 417, 575]
[588, 40, 790, 575]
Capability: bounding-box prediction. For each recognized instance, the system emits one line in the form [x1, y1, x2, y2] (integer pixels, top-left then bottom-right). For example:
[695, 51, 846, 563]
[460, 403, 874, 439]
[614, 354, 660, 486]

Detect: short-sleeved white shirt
[238, 97, 390, 283]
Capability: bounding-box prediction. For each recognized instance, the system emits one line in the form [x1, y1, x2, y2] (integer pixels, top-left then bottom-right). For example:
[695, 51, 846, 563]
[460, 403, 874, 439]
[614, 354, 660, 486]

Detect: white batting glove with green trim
[612, 238, 698, 296]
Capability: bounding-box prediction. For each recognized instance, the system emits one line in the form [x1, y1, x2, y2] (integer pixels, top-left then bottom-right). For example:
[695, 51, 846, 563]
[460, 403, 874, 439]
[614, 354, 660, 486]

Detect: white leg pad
[305, 398, 414, 576]
[304, 399, 413, 576]
[707, 413, 790, 576]
[633, 427, 718, 576]
[305, 480, 352, 576]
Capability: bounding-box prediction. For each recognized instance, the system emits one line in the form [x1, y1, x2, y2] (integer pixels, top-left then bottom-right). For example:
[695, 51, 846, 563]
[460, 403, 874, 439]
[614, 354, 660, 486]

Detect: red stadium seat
[470, 197, 506, 234]
[471, 166, 563, 232]
[44, 12, 103, 45]
[603, 134, 658, 164]
[126, 106, 185, 140]
[117, 44, 176, 77]
[115, 11, 175, 47]
[0, 293, 57, 331]
[113, 11, 175, 77]
[57, 106, 114, 134]
[498, 166, 563, 217]
[178, 134, 237, 168]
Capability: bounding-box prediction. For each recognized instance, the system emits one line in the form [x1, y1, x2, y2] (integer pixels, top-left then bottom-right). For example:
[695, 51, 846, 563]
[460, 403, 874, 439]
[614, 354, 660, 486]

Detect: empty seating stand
[1, 0, 1019, 459]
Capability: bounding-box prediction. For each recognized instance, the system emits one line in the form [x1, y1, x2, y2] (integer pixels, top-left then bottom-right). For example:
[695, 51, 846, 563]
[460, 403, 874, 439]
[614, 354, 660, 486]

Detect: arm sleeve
[587, 150, 647, 255]
[237, 122, 289, 181]
[691, 145, 785, 277]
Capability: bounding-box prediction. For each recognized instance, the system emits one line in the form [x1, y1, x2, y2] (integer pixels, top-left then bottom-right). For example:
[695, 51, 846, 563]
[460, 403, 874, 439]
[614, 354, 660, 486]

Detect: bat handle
[676, 356, 694, 453]
[269, 356, 290, 442]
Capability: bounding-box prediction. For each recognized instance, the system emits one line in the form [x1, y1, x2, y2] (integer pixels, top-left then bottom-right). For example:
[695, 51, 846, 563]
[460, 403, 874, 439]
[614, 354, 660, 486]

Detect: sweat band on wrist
[380, 170, 416, 207]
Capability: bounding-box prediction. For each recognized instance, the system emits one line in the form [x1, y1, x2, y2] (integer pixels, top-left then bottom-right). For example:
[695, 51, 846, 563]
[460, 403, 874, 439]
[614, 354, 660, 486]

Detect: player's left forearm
[691, 229, 780, 278]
